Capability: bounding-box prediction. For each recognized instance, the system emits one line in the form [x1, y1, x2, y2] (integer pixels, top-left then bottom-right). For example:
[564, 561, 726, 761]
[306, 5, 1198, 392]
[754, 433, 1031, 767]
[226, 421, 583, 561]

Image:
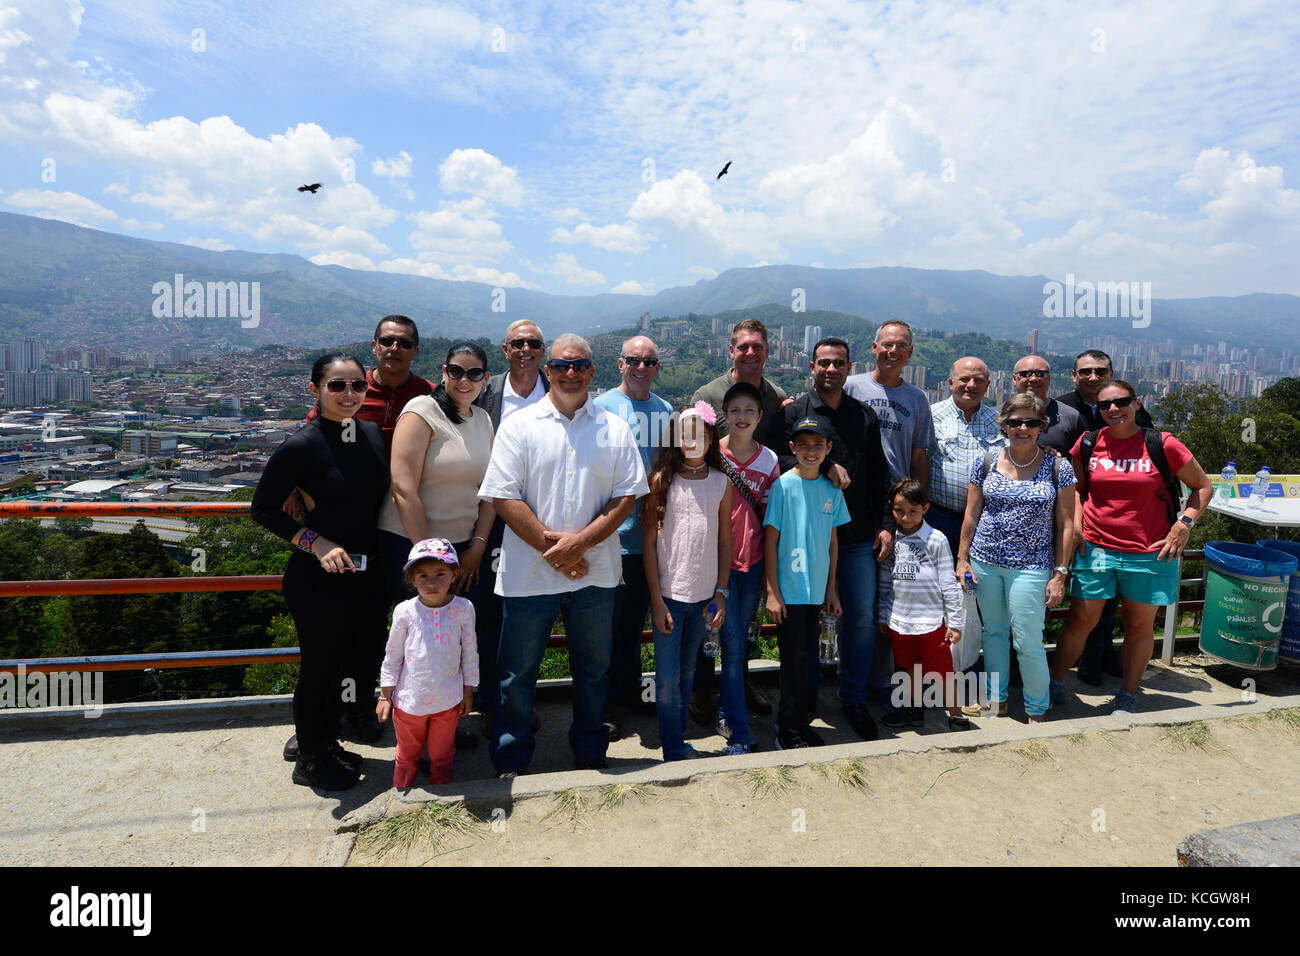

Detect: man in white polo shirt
[479, 333, 648, 776]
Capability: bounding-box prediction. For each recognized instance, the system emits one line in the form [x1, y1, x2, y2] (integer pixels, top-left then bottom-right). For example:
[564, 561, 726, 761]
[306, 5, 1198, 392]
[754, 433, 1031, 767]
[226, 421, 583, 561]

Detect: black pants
[282, 553, 389, 757]
[474, 516, 508, 715]
[1079, 594, 1120, 671]
[607, 553, 651, 710]
[777, 604, 820, 734]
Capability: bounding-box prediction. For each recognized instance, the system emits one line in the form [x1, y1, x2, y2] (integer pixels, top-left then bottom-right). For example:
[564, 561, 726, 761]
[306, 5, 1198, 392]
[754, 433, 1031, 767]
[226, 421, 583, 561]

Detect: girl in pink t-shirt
[642, 403, 733, 761]
[377, 538, 479, 787]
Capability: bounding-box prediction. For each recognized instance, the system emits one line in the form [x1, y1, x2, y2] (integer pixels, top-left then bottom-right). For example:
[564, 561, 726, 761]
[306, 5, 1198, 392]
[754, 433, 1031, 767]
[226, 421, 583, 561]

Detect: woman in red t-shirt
[1049, 381, 1211, 714]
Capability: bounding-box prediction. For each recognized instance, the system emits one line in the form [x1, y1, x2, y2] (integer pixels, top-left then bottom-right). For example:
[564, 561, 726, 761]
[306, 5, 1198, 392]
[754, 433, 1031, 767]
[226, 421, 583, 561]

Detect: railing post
[1162, 553, 1183, 665]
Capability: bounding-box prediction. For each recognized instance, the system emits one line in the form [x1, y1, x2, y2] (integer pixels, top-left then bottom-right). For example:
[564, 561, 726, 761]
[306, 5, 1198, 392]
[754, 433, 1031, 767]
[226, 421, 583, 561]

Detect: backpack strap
[718, 453, 762, 517]
[981, 449, 995, 480]
[1076, 429, 1101, 501]
[1143, 428, 1181, 528]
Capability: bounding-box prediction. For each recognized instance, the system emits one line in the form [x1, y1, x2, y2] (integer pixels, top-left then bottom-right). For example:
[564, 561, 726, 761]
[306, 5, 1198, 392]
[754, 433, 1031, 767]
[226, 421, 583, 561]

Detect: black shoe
[803, 726, 825, 747]
[330, 740, 363, 771]
[496, 771, 517, 780]
[292, 753, 360, 791]
[775, 729, 809, 750]
[574, 757, 608, 770]
[883, 707, 924, 729]
[946, 714, 972, 731]
[745, 679, 773, 715]
[688, 689, 712, 726]
[844, 702, 878, 741]
[605, 719, 622, 743]
[344, 710, 384, 744]
[283, 733, 299, 762]
[454, 728, 479, 749]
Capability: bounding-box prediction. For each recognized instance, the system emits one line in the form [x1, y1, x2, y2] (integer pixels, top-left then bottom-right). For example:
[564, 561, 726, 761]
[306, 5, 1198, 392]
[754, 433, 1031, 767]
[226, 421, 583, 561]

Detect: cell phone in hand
[346, 553, 368, 571]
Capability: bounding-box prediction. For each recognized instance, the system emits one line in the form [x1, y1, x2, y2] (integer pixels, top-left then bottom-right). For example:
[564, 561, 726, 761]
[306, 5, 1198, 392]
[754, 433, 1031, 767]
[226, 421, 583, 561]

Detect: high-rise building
[11, 337, 42, 372]
[803, 325, 823, 353]
[1027, 329, 1039, 353]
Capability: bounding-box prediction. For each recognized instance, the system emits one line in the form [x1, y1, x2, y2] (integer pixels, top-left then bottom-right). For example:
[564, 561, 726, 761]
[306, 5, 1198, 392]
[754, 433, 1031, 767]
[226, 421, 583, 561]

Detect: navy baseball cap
[791, 416, 832, 440]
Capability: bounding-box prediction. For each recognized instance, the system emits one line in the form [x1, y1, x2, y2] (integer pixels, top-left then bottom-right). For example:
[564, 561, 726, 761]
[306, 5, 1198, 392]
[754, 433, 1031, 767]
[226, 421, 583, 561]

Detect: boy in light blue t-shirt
[764, 417, 850, 750]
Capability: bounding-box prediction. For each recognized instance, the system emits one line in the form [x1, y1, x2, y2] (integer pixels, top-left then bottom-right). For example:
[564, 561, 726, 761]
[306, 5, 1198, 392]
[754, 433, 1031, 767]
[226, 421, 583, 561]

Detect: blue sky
[1, 0, 1298, 298]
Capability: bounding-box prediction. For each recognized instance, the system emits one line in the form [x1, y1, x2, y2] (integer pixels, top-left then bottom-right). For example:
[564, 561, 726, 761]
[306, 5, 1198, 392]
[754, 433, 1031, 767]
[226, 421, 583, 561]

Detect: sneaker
[844, 702, 878, 741]
[680, 744, 702, 759]
[1112, 690, 1137, 714]
[978, 700, 1009, 718]
[803, 726, 825, 747]
[745, 680, 772, 715]
[1049, 679, 1066, 706]
[723, 741, 753, 756]
[882, 707, 924, 729]
[574, 756, 608, 770]
[292, 753, 360, 791]
[688, 688, 713, 726]
[775, 730, 809, 750]
[495, 771, 517, 780]
[715, 716, 732, 740]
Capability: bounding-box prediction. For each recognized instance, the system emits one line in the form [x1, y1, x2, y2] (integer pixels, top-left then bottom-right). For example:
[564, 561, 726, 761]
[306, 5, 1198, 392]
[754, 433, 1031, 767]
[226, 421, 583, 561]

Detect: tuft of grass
[1265, 708, 1300, 735]
[811, 758, 870, 792]
[1065, 732, 1086, 745]
[742, 765, 796, 798]
[1095, 729, 1122, 748]
[598, 783, 654, 811]
[544, 788, 593, 822]
[1161, 721, 1215, 751]
[1013, 741, 1054, 762]
[357, 802, 481, 861]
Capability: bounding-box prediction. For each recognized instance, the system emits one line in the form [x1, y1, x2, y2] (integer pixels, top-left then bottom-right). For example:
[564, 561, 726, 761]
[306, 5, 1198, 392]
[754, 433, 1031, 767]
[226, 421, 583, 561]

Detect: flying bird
[716, 162, 731, 180]
[297, 183, 323, 193]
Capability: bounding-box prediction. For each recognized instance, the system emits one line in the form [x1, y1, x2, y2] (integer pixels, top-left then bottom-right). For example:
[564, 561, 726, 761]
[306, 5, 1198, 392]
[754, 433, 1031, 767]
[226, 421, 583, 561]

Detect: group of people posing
[251, 313, 1213, 791]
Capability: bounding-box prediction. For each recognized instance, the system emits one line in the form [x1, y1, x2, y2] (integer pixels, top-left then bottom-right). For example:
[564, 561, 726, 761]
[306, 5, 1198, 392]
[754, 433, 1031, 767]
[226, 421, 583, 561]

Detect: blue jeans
[719, 565, 763, 747]
[971, 559, 1051, 716]
[654, 596, 709, 760]
[490, 586, 615, 773]
[809, 541, 879, 706]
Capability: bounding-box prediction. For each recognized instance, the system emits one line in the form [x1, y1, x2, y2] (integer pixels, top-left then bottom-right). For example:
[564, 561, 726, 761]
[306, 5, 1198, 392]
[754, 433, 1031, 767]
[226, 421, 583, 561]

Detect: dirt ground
[348, 711, 1300, 866]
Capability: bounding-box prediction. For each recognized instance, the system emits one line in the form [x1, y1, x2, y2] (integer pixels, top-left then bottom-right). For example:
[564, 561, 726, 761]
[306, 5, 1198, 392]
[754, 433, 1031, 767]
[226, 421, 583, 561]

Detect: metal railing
[0, 499, 1208, 678]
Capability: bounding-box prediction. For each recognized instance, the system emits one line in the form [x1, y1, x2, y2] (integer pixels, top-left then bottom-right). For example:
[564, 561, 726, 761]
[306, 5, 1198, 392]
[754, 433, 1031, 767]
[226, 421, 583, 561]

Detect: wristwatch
[715, 588, 729, 599]
[1178, 514, 1196, 529]
[1053, 566, 1069, 576]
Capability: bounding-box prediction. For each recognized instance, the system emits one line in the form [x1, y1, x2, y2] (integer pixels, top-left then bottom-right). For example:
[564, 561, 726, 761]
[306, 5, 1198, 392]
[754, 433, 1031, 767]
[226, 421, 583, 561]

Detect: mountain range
[1, 211, 1295, 353]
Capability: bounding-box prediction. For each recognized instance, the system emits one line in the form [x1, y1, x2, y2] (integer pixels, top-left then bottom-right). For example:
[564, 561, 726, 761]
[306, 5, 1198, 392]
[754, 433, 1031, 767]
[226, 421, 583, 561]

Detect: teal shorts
[1070, 541, 1180, 605]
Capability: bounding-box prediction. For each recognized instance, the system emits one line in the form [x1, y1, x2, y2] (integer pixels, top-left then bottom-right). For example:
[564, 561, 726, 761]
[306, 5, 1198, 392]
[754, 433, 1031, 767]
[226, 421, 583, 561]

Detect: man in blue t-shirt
[764, 416, 851, 750]
[594, 335, 673, 733]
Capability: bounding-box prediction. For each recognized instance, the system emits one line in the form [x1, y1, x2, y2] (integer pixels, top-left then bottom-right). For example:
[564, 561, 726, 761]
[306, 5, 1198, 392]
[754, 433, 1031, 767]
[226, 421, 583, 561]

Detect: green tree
[0, 519, 51, 659]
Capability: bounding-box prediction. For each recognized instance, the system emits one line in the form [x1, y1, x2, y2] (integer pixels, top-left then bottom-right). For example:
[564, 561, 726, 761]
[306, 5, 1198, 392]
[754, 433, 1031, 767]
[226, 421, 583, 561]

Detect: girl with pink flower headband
[640, 406, 734, 761]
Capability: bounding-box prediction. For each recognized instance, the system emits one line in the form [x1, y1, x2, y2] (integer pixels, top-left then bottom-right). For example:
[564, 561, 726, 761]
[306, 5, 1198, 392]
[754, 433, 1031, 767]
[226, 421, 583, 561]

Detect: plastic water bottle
[818, 612, 839, 665]
[1219, 462, 1237, 500]
[963, 571, 975, 593]
[747, 610, 762, 645]
[702, 603, 721, 658]
[1250, 466, 1271, 509]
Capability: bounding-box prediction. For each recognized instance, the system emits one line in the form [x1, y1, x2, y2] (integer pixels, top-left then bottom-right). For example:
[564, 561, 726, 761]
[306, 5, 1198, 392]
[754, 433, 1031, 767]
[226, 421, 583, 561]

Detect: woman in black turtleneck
[252, 353, 390, 790]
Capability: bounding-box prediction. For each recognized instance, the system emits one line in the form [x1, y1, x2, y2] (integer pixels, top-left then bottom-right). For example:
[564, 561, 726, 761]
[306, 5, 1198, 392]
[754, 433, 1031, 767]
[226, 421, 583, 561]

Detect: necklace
[1008, 446, 1041, 469]
[679, 461, 709, 477]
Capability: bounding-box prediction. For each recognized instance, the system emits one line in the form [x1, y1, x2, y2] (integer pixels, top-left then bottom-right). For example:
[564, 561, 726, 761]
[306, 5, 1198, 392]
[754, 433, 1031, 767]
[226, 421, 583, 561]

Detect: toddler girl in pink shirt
[377, 538, 479, 787]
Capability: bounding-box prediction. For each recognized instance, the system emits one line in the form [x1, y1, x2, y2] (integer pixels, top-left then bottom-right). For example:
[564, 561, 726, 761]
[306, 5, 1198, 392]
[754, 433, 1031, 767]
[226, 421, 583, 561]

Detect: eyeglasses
[324, 378, 369, 393]
[445, 364, 487, 382]
[1096, 396, 1136, 411]
[1075, 366, 1111, 378]
[376, 335, 416, 350]
[546, 358, 593, 374]
[1014, 369, 1049, 379]
[1005, 418, 1044, 429]
[508, 337, 544, 351]
[622, 356, 660, 368]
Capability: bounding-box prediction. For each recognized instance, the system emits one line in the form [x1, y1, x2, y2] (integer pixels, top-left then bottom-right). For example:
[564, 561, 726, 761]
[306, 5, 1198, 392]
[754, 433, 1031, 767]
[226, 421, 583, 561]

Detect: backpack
[1075, 428, 1182, 529]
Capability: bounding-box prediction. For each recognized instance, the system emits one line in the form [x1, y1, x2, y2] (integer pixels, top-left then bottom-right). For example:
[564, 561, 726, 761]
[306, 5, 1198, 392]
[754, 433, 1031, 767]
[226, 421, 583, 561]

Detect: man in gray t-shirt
[843, 320, 935, 487]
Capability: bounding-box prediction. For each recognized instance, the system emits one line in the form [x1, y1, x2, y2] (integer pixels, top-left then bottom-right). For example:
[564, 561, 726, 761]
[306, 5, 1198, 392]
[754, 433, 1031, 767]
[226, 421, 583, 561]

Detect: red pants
[392, 704, 460, 788]
[888, 623, 955, 707]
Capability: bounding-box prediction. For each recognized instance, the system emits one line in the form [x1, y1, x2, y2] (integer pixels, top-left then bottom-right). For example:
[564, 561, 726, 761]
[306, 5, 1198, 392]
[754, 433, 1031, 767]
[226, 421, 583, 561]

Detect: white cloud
[439, 148, 523, 207]
[611, 279, 653, 295]
[184, 237, 234, 251]
[311, 251, 378, 270]
[685, 266, 717, 279]
[102, 182, 129, 196]
[407, 201, 512, 262]
[121, 218, 164, 231]
[628, 169, 781, 259]
[554, 206, 584, 223]
[371, 150, 413, 179]
[3, 188, 117, 225]
[377, 256, 537, 288]
[550, 220, 651, 253]
[548, 252, 605, 286]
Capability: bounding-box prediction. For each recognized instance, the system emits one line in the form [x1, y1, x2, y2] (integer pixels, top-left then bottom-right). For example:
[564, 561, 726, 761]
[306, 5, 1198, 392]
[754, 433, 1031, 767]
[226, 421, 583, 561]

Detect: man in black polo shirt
[1056, 349, 1152, 685]
[779, 337, 893, 741]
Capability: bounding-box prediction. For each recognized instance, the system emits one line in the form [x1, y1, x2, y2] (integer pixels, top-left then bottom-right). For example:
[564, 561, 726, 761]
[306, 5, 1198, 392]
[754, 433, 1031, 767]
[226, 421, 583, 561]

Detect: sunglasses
[324, 378, 369, 393]
[1075, 366, 1111, 378]
[1014, 369, 1049, 379]
[622, 355, 660, 368]
[445, 364, 487, 382]
[376, 335, 416, 350]
[546, 358, 593, 374]
[1096, 396, 1136, 411]
[508, 337, 544, 350]
[1006, 418, 1044, 429]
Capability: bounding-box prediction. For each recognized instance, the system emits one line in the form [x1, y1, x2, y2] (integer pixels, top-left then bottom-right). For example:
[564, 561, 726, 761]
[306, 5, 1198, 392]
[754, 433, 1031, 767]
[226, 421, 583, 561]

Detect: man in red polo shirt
[285, 315, 434, 759]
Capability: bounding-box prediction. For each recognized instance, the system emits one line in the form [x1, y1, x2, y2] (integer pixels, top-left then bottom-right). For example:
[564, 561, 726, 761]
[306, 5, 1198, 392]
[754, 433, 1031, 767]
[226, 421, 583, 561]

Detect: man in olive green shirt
[691, 317, 789, 454]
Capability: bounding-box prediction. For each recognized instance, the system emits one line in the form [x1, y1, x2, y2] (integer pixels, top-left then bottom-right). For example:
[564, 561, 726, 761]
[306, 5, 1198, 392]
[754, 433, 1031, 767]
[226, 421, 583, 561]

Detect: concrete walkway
[1, 651, 1297, 866]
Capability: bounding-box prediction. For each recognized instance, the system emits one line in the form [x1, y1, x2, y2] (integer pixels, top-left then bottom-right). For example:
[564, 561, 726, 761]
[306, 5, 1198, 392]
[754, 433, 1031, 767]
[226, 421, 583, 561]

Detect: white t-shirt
[501, 374, 547, 423]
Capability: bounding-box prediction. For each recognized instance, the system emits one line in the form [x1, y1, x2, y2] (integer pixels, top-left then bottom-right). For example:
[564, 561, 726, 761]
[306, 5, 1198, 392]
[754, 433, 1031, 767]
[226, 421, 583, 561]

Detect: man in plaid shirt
[927, 357, 1004, 557]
